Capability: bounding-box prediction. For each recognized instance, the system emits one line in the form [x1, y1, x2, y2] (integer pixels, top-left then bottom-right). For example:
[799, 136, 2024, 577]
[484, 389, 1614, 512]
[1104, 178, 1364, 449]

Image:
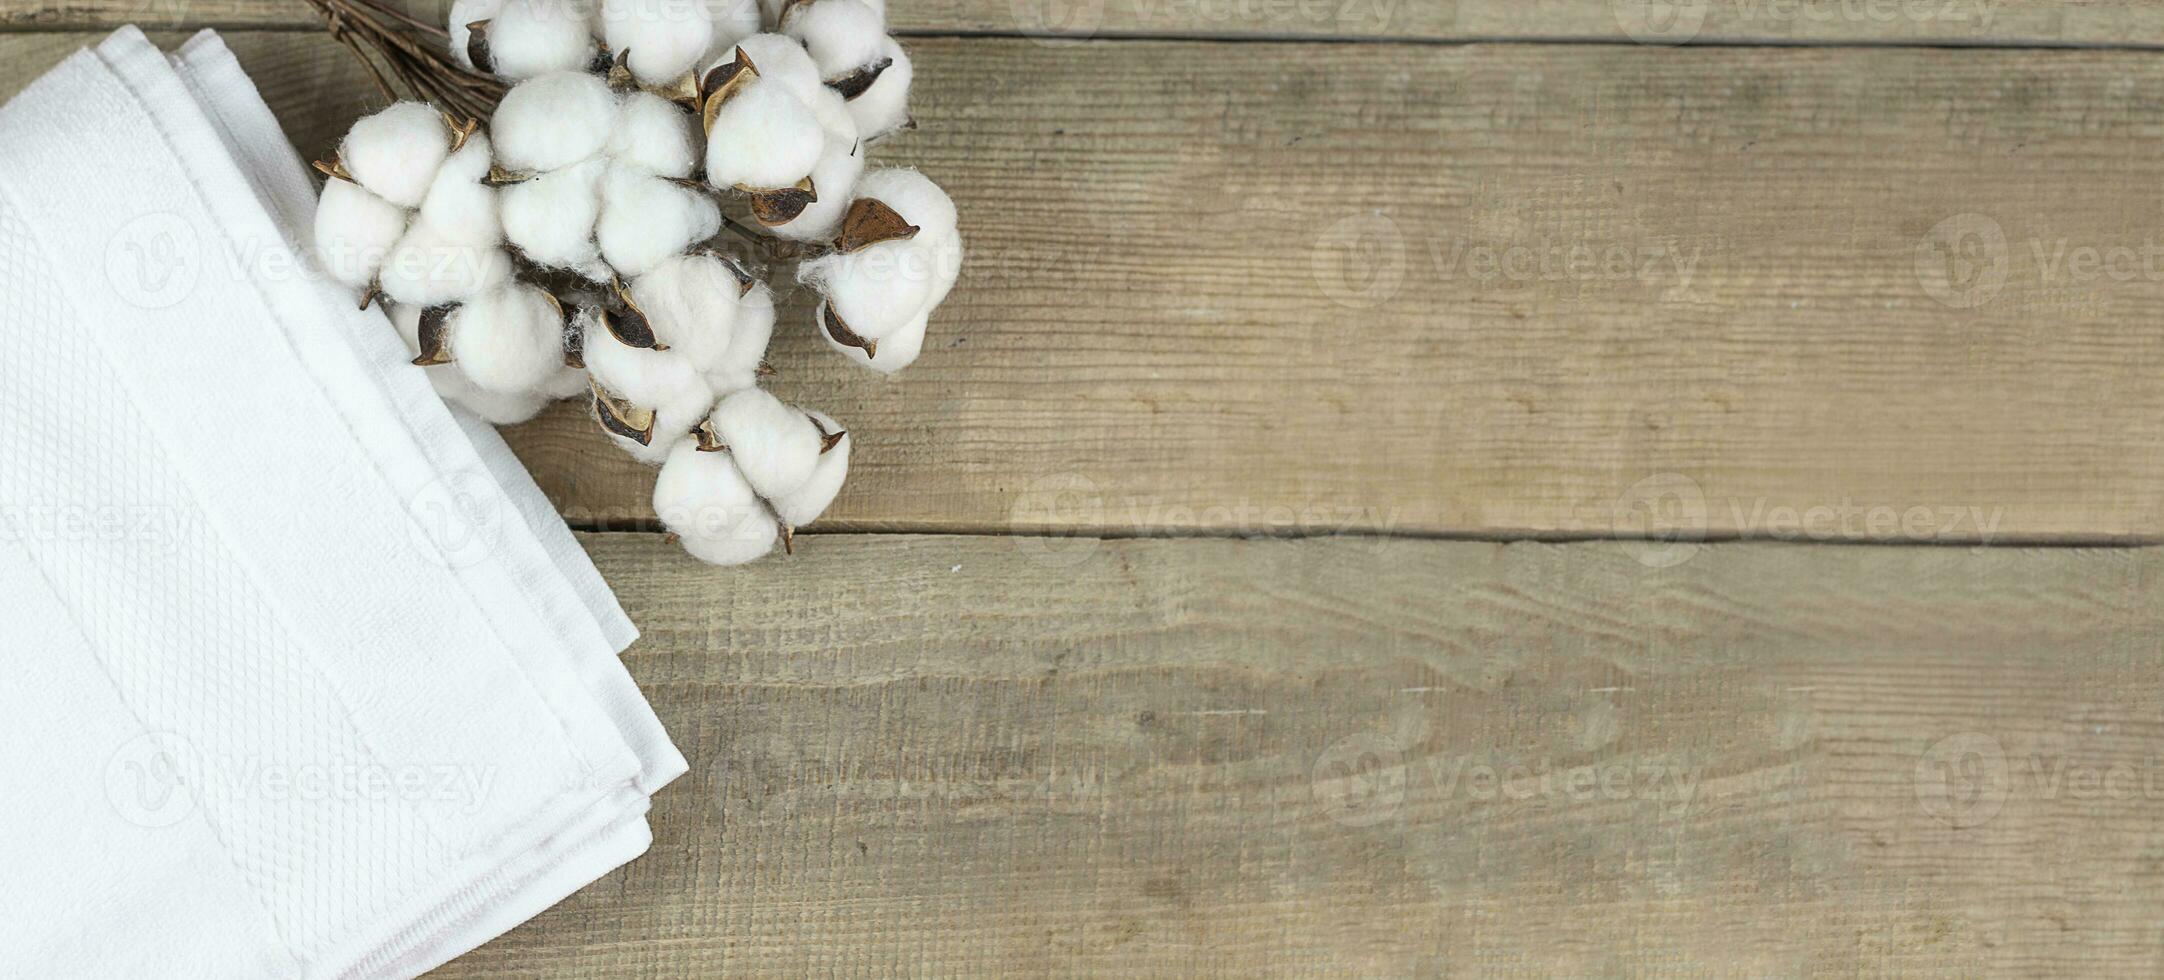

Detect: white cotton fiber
[492, 71, 618, 172]
[786, 0, 886, 81]
[703, 81, 826, 190]
[584, 306, 713, 410]
[842, 38, 911, 139]
[449, 0, 509, 72]
[615, 382, 715, 464]
[819, 303, 925, 373]
[314, 178, 408, 289]
[418, 133, 500, 245]
[448, 283, 566, 394]
[436, 366, 552, 424]
[596, 166, 721, 277]
[761, 117, 861, 240]
[800, 242, 931, 339]
[705, 0, 762, 45]
[501, 158, 606, 270]
[855, 166, 958, 240]
[627, 252, 745, 371]
[602, 0, 716, 85]
[608, 92, 702, 178]
[708, 279, 773, 393]
[484, 0, 600, 79]
[708, 387, 821, 499]
[379, 221, 514, 307]
[653, 440, 778, 565]
[389, 303, 549, 424]
[339, 102, 451, 209]
[770, 408, 848, 527]
[733, 32, 826, 103]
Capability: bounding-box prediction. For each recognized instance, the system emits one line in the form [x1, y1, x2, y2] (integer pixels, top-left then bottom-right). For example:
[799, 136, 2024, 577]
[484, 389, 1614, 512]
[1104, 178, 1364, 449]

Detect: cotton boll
[482, 0, 599, 80]
[706, 0, 762, 45]
[584, 305, 713, 410]
[314, 178, 408, 290]
[608, 92, 702, 178]
[654, 441, 778, 565]
[854, 167, 958, 241]
[493, 71, 617, 172]
[448, 0, 508, 72]
[708, 387, 822, 500]
[786, 0, 886, 81]
[770, 408, 848, 527]
[448, 283, 566, 394]
[436, 368, 551, 424]
[842, 38, 911, 139]
[819, 303, 924, 373]
[389, 303, 549, 424]
[501, 159, 606, 270]
[606, 382, 715, 464]
[418, 134, 501, 245]
[602, 0, 716, 85]
[703, 82, 825, 191]
[596, 166, 722, 278]
[379, 222, 514, 307]
[627, 252, 747, 371]
[707, 280, 773, 393]
[760, 120, 862, 241]
[798, 243, 928, 340]
[727, 33, 824, 100]
[337, 102, 451, 209]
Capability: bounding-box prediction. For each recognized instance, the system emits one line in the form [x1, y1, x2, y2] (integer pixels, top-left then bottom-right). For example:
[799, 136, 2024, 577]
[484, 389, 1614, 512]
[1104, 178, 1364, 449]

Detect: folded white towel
[0, 27, 685, 978]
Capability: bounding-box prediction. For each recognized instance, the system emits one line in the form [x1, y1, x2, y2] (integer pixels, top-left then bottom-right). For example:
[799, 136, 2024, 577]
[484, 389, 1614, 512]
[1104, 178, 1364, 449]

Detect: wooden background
[8, 0, 2164, 974]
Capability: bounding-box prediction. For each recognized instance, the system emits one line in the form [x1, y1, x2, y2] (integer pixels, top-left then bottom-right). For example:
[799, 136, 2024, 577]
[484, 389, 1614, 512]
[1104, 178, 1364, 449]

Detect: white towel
[0, 27, 686, 978]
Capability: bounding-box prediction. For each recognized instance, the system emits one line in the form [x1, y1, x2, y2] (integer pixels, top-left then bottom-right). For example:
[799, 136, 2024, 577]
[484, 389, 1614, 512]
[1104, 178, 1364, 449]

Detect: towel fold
[0, 27, 685, 978]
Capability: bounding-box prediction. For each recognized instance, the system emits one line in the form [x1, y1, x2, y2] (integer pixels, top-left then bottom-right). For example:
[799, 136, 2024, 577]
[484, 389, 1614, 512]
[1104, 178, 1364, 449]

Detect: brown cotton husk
[441, 110, 480, 153]
[745, 177, 817, 226]
[699, 48, 760, 136]
[808, 413, 846, 454]
[591, 380, 658, 445]
[825, 57, 892, 101]
[413, 303, 457, 366]
[312, 158, 354, 182]
[548, 293, 585, 368]
[464, 20, 495, 75]
[603, 279, 668, 350]
[833, 197, 919, 253]
[693, 418, 726, 452]
[820, 303, 876, 359]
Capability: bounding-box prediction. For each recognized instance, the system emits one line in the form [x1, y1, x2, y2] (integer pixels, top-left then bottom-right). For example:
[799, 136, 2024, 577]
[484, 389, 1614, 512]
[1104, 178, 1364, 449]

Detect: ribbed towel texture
[0, 27, 685, 978]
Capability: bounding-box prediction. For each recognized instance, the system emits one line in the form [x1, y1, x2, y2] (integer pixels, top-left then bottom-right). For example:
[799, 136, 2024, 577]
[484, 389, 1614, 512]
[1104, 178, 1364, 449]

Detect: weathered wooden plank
[513, 38, 2164, 540]
[10, 0, 2164, 46]
[425, 532, 2164, 976]
[7, 34, 2163, 541]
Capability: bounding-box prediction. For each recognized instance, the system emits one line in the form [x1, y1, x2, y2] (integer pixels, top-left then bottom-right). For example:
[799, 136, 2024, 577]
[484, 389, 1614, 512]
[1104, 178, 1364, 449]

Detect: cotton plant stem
[305, 0, 505, 121]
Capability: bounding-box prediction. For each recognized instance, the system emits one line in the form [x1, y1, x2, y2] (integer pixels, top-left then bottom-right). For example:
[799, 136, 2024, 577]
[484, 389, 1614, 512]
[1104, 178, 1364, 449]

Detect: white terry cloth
[0, 27, 685, 979]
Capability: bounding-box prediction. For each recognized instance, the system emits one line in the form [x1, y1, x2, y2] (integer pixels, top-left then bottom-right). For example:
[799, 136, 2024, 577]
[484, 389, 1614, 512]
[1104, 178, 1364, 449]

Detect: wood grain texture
[509, 38, 2164, 540]
[12, 0, 2164, 45]
[417, 532, 2164, 976]
[5, 34, 2162, 540]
